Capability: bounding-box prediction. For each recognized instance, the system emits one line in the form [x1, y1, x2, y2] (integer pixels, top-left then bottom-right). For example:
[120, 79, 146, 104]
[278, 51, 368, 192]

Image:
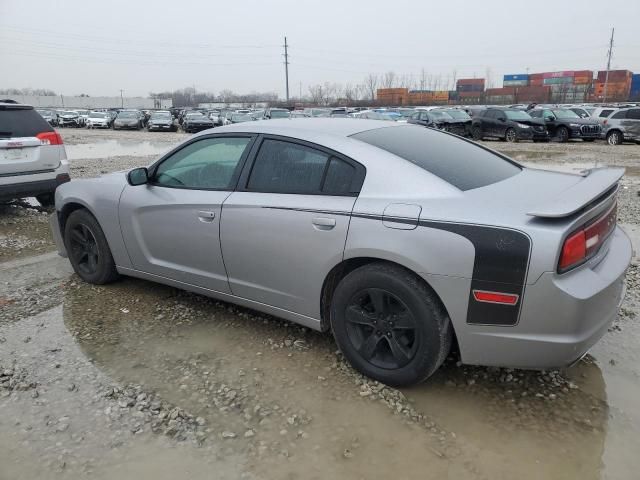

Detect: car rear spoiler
[527, 167, 624, 218]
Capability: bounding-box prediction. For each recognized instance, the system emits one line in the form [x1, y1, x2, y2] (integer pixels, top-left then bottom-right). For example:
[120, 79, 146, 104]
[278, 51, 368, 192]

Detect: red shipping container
[529, 73, 544, 80]
[573, 76, 592, 85]
[486, 87, 516, 95]
[457, 78, 485, 86]
[458, 91, 483, 97]
[597, 70, 632, 82]
[574, 70, 593, 78]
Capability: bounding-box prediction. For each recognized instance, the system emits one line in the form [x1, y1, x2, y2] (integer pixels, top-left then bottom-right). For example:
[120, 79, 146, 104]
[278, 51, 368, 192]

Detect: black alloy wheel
[345, 288, 418, 369]
[68, 223, 100, 276]
[556, 126, 569, 143]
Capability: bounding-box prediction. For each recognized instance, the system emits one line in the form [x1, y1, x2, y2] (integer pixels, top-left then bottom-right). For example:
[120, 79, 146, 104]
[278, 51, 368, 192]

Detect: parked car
[50, 119, 631, 386]
[265, 108, 290, 119]
[590, 106, 619, 127]
[147, 111, 177, 132]
[471, 108, 548, 142]
[36, 109, 58, 126]
[207, 110, 221, 125]
[182, 112, 214, 133]
[57, 110, 82, 128]
[408, 110, 468, 136]
[601, 107, 640, 145]
[75, 110, 90, 127]
[0, 101, 70, 206]
[438, 109, 473, 136]
[567, 106, 594, 119]
[528, 108, 601, 142]
[113, 111, 143, 130]
[227, 113, 254, 124]
[290, 111, 310, 118]
[85, 111, 111, 129]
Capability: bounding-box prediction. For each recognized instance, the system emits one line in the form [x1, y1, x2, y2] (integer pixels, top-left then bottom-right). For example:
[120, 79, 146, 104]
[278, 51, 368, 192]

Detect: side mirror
[498, 116, 506, 122]
[544, 116, 554, 122]
[127, 167, 149, 186]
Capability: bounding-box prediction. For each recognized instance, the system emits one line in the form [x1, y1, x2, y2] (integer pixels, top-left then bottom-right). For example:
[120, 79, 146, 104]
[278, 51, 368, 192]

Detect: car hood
[557, 117, 599, 125]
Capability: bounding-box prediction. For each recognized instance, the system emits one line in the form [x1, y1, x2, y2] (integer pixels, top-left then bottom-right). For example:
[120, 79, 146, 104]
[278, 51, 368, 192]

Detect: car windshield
[152, 113, 171, 119]
[89, 112, 107, 118]
[61, 111, 77, 116]
[187, 113, 204, 118]
[118, 112, 137, 118]
[504, 110, 532, 121]
[552, 109, 580, 119]
[444, 110, 471, 120]
[270, 110, 290, 118]
[231, 114, 252, 122]
[352, 125, 521, 191]
[429, 111, 453, 120]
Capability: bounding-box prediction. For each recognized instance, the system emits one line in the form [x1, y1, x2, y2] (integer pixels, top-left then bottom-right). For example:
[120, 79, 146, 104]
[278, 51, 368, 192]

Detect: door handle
[197, 210, 216, 223]
[312, 217, 336, 230]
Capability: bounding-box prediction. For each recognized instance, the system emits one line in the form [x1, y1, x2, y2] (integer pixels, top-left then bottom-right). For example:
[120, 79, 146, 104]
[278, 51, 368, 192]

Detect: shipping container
[485, 95, 516, 104]
[503, 74, 529, 81]
[503, 80, 529, 87]
[529, 73, 544, 80]
[458, 91, 483, 98]
[543, 77, 574, 85]
[486, 87, 516, 96]
[457, 78, 485, 86]
[597, 70, 632, 82]
[631, 73, 640, 90]
[529, 79, 544, 87]
[456, 84, 484, 92]
[573, 76, 592, 85]
[513, 86, 551, 103]
[543, 71, 575, 79]
[573, 70, 593, 79]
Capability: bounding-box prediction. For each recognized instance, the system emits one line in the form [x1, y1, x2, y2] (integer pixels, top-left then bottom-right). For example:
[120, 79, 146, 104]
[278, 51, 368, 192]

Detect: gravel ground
[1, 128, 639, 479]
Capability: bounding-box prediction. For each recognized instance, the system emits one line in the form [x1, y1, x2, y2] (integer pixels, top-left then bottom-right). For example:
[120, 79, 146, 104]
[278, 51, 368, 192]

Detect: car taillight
[36, 131, 63, 145]
[558, 203, 617, 272]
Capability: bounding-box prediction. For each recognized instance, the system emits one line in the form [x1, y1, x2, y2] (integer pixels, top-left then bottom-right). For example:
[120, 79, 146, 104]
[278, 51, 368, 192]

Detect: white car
[0, 101, 70, 206]
[86, 111, 111, 129]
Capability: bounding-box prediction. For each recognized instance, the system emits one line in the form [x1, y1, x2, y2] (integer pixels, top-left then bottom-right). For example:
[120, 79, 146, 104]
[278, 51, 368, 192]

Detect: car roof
[214, 118, 402, 138]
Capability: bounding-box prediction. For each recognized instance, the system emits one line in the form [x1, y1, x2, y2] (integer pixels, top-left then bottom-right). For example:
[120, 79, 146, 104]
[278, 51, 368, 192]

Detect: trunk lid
[0, 105, 62, 175]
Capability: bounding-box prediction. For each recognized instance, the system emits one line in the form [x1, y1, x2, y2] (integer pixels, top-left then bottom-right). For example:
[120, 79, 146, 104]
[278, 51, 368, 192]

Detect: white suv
[0, 101, 70, 206]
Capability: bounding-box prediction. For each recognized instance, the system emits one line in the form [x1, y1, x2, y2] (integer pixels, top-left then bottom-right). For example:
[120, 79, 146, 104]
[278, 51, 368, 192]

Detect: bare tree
[308, 84, 324, 105]
[363, 73, 379, 100]
[381, 71, 397, 89]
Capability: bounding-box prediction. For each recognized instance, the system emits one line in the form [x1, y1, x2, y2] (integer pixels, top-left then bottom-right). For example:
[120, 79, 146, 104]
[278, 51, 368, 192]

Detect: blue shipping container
[631, 73, 640, 89]
[504, 74, 529, 81]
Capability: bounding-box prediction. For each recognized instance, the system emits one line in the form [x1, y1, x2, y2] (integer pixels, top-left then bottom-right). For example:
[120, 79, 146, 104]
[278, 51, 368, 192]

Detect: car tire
[556, 126, 569, 143]
[606, 130, 623, 145]
[64, 209, 120, 285]
[330, 262, 452, 387]
[471, 126, 483, 140]
[35, 193, 55, 207]
[505, 128, 518, 143]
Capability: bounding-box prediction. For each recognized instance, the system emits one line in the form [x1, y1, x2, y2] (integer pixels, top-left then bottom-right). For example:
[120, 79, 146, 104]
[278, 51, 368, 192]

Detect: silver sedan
[50, 119, 632, 386]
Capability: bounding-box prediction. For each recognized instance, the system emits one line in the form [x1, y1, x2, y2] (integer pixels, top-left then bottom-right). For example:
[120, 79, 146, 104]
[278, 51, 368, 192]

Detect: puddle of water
[65, 139, 173, 160]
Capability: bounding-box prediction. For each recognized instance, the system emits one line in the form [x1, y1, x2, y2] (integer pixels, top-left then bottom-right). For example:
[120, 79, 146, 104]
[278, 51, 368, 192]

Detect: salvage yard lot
[1, 127, 639, 479]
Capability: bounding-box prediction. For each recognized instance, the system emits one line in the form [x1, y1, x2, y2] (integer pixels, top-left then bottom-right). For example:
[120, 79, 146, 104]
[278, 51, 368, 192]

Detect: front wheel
[64, 209, 120, 284]
[471, 126, 483, 140]
[555, 126, 569, 143]
[505, 128, 518, 143]
[330, 262, 452, 387]
[606, 130, 623, 145]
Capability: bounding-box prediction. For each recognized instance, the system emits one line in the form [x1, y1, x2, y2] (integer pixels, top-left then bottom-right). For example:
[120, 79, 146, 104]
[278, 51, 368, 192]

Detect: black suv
[471, 108, 548, 142]
[408, 110, 469, 136]
[528, 108, 601, 142]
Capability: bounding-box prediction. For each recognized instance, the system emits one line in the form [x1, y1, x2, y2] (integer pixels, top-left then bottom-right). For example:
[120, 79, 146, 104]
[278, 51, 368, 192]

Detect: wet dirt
[1, 128, 640, 479]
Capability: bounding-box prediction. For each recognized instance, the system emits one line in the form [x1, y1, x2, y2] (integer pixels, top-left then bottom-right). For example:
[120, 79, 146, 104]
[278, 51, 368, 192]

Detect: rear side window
[323, 158, 356, 195]
[611, 110, 627, 119]
[0, 106, 53, 138]
[599, 109, 614, 118]
[628, 109, 640, 120]
[248, 139, 329, 194]
[351, 126, 521, 191]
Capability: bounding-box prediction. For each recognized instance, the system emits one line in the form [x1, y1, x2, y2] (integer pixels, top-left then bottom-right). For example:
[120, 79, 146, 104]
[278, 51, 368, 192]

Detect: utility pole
[119, 89, 124, 108]
[283, 36, 290, 104]
[603, 27, 615, 103]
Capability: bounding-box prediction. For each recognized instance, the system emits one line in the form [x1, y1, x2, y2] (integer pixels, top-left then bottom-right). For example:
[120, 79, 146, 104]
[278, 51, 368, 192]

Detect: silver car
[1, 101, 70, 206]
[602, 107, 640, 145]
[50, 119, 631, 386]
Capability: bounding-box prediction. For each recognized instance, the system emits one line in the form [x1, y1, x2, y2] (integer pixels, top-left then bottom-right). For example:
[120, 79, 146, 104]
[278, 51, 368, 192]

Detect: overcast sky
[1, 0, 639, 98]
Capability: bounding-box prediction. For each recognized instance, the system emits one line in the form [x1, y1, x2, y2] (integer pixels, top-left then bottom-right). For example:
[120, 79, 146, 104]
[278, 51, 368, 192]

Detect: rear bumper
[459, 226, 632, 369]
[0, 171, 70, 201]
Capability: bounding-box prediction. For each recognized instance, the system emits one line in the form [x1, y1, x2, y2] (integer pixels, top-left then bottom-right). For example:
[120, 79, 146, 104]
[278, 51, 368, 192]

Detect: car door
[626, 108, 640, 138]
[493, 110, 508, 137]
[541, 109, 557, 135]
[220, 136, 364, 319]
[118, 134, 255, 292]
[482, 110, 497, 136]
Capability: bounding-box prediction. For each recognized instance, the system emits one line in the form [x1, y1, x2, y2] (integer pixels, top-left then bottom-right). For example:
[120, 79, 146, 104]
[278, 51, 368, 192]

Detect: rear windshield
[0, 106, 53, 138]
[351, 125, 521, 191]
